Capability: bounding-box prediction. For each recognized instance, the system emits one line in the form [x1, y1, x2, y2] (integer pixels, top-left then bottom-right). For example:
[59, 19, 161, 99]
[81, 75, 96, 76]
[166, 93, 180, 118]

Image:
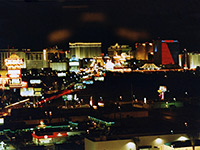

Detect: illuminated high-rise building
[108, 43, 132, 58]
[69, 42, 102, 59]
[43, 48, 68, 71]
[135, 42, 153, 60]
[153, 40, 179, 65]
[179, 52, 200, 69]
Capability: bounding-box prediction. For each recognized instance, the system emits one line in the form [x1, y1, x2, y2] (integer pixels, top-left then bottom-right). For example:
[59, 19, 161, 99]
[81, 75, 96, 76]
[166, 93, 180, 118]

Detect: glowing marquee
[4, 54, 24, 88]
[7, 70, 21, 78]
[5, 54, 24, 70]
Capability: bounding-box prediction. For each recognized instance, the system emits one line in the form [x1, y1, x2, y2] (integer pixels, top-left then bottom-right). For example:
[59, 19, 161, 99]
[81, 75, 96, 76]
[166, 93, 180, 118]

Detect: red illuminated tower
[153, 40, 179, 65]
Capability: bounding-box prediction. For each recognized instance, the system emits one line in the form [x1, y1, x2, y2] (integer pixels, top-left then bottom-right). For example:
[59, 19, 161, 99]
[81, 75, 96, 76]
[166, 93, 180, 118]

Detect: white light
[40, 120, 44, 125]
[0, 141, 5, 148]
[30, 79, 41, 84]
[155, 138, 163, 145]
[93, 105, 98, 109]
[0, 118, 4, 124]
[57, 133, 62, 137]
[177, 136, 188, 141]
[171, 130, 173, 134]
[44, 135, 48, 139]
[144, 97, 147, 104]
[126, 142, 135, 150]
[43, 49, 47, 61]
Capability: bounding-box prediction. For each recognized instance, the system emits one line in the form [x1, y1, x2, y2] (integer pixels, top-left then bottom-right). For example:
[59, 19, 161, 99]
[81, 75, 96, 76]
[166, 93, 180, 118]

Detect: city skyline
[0, 1, 200, 149]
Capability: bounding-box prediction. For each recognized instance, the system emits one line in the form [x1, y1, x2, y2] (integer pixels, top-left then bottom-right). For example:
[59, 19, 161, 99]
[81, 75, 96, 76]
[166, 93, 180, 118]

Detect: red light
[162, 43, 174, 65]
[162, 40, 175, 43]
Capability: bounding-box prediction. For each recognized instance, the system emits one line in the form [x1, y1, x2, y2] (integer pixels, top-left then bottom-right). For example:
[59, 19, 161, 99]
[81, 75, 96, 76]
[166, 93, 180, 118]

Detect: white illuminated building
[69, 42, 102, 59]
[105, 60, 114, 70]
[69, 57, 80, 72]
[188, 53, 200, 69]
[85, 133, 192, 150]
[179, 52, 200, 69]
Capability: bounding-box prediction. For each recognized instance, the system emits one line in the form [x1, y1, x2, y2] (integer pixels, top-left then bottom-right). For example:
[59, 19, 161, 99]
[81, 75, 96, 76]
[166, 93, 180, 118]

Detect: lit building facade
[25, 51, 45, 70]
[0, 48, 68, 71]
[32, 130, 68, 146]
[153, 40, 179, 65]
[179, 52, 200, 69]
[108, 43, 132, 58]
[135, 42, 153, 60]
[85, 133, 190, 150]
[69, 57, 79, 72]
[0, 49, 26, 70]
[69, 42, 102, 59]
[44, 48, 68, 71]
[0, 49, 45, 70]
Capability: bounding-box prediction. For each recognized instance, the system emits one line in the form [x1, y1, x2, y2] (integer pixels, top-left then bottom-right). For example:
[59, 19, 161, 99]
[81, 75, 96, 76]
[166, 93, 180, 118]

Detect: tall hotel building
[69, 42, 102, 59]
[135, 42, 153, 60]
[153, 40, 179, 65]
[179, 52, 200, 69]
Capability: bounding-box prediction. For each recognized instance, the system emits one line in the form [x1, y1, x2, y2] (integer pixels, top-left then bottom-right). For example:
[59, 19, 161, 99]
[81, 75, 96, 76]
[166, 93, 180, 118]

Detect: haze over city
[0, 0, 200, 51]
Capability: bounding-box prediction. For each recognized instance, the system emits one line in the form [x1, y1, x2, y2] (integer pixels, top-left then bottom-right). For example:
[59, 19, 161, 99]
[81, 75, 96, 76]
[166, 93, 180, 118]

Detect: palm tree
[132, 136, 140, 150]
[187, 130, 199, 150]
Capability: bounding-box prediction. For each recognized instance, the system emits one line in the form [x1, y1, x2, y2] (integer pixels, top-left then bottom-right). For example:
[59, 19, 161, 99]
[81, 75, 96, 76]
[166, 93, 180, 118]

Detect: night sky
[1, 0, 200, 53]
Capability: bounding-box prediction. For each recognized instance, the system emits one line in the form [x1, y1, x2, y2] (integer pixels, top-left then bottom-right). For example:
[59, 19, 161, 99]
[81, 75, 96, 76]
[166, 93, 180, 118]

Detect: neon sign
[5, 54, 24, 70]
[7, 70, 21, 78]
[161, 40, 178, 43]
[4, 54, 24, 88]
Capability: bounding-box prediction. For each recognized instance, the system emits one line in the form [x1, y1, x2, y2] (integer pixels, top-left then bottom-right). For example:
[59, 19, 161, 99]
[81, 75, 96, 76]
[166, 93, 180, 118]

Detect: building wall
[138, 134, 188, 147]
[136, 43, 153, 60]
[33, 135, 67, 145]
[188, 53, 200, 69]
[25, 52, 44, 69]
[67, 131, 85, 136]
[179, 53, 200, 69]
[0, 50, 25, 70]
[69, 42, 102, 59]
[0, 50, 45, 70]
[0, 49, 68, 71]
[176, 147, 200, 150]
[85, 134, 192, 150]
[178, 54, 183, 68]
[85, 138, 136, 150]
[50, 62, 67, 71]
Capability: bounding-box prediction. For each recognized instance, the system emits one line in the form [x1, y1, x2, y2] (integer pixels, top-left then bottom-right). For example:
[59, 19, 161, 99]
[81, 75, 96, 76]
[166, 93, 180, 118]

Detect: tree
[132, 136, 140, 150]
[187, 130, 199, 150]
